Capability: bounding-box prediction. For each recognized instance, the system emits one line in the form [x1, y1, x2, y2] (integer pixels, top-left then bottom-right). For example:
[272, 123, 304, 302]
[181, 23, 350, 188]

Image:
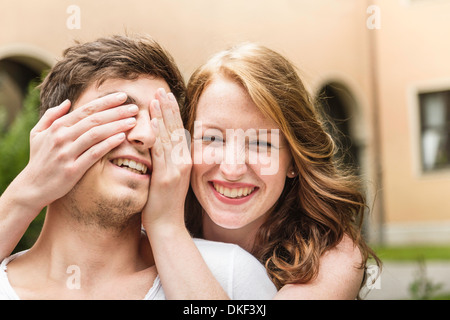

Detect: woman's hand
[0, 92, 138, 259]
[142, 88, 192, 231]
[15, 92, 139, 214]
[142, 89, 228, 299]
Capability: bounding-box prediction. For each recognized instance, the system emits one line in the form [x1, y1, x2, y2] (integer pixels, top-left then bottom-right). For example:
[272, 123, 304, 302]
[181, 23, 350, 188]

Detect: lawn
[373, 245, 450, 261]
[372, 245, 450, 300]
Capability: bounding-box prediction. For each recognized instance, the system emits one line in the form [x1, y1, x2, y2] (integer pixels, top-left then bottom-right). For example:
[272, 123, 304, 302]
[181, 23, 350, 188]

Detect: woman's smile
[209, 181, 259, 204]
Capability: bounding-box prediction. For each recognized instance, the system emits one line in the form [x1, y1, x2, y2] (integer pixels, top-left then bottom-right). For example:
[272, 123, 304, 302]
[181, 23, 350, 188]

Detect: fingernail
[126, 117, 136, 125]
[116, 132, 126, 140]
[158, 88, 167, 99]
[59, 99, 70, 107]
[116, 92, 127, 100]
[128, 105, 139, 113]
[167, 92, 176, 102]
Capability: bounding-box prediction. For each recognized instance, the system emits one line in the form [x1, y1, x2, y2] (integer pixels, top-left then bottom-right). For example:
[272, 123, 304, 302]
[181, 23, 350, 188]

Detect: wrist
[144, 219, 189, 242]
[3, 170, 46, 221]
[142, 204, 187, 232]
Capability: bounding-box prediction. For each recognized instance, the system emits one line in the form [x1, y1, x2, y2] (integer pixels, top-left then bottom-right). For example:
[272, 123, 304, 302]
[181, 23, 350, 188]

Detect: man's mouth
[211, 182, 257, 199]
[111, 158, 149, 175]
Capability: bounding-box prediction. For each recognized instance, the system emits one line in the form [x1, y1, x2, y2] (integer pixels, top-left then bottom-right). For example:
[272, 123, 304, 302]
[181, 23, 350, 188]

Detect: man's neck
[7, 200, 155, 299]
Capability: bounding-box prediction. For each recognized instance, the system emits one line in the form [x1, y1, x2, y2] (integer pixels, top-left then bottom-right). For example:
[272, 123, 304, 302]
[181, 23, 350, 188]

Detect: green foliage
[409, 257, 444, 300]
[374, 245, 450, 261]
[0, 107, 7, 133]
[0, 82, 46, 253]
[0, 84, 37, 188]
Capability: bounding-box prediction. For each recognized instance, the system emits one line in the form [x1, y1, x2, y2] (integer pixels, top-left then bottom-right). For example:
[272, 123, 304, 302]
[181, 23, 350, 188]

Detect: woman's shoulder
[312, 234, 364, 297]
[324, 234, 363, 266]
[193, 238, 238, 250]
[275, 235, 364, 299]
[192, 238, 268, 272]
[192, 238, 250, 260]
[192, 238, 277, 299]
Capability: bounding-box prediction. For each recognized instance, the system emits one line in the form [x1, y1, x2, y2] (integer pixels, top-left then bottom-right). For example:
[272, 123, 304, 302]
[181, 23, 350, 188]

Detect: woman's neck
[201, 213, 261, 253]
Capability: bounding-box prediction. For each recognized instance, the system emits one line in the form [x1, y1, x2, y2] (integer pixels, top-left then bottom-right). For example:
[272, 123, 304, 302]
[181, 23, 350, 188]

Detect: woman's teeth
[112, 158, 148, 175]
[213, 182, 255, 199]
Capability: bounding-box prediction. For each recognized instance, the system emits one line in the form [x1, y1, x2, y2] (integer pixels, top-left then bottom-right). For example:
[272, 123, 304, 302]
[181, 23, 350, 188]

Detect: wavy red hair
[182, 43, 381, 294]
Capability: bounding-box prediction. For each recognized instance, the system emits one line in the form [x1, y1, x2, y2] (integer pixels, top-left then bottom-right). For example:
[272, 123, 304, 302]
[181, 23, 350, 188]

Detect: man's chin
[66, 193, 146, 232]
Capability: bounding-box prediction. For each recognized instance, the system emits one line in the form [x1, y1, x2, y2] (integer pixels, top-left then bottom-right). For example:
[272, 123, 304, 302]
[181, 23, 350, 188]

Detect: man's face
[63, 76, 170, 229]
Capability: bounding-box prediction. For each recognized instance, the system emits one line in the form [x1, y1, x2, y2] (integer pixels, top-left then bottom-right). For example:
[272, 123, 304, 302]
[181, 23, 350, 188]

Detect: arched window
[317, 83, 361, 173]
[0, 55, 50, 132]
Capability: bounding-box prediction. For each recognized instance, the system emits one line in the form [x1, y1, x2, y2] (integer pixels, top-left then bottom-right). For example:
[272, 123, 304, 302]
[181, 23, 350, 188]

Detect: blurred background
[0, 0, 449, 299]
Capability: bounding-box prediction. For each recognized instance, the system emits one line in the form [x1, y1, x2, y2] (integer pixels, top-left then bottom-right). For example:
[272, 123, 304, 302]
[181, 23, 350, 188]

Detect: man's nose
[126, 109, 156, 150]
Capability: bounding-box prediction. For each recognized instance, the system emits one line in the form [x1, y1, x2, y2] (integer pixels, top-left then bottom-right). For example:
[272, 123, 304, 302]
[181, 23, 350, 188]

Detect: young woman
[179, 43, 381, 299]
[0, 41, 380, 299]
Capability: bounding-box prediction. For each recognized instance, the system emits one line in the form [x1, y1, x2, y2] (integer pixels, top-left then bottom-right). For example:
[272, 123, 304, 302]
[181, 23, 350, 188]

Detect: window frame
[409, 80, 450, 178]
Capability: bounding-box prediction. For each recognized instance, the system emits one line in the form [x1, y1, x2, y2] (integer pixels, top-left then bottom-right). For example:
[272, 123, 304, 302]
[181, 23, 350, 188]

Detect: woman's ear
[287, 164, 298, 178]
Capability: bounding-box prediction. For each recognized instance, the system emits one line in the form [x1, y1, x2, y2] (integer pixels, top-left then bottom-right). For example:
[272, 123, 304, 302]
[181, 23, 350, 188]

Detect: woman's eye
[202, 135, 223, 143]
[249, 140, 271, 148]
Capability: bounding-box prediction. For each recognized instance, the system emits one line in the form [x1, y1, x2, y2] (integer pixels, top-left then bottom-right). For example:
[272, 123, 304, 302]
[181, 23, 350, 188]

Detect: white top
[0, 239, 277, 300]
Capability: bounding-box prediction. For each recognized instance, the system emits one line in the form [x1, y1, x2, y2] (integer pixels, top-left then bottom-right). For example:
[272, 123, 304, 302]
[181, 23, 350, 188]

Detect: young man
[0, 35, 277, 300]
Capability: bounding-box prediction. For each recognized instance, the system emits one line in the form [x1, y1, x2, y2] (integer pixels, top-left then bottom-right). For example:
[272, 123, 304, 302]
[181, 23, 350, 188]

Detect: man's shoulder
[0, 251, 26, 300]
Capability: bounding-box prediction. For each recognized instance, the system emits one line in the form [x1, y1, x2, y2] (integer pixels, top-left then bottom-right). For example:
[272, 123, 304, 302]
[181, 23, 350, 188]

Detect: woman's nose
[219, 141, 248, 180]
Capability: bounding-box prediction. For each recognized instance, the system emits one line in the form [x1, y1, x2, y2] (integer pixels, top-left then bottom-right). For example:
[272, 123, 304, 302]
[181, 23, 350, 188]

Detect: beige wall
[375, 0, 450, 243]
[0, 0, 371, 80]
[1, 0, 449, 244]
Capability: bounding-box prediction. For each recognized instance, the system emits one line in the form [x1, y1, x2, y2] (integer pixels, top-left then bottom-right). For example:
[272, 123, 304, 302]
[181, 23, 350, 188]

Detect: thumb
[31, 99, 71, 134]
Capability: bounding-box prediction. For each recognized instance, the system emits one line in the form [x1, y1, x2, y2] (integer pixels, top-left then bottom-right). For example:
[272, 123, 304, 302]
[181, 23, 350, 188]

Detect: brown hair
[39, 34, 185, 116]
[183, 43, 381, 292]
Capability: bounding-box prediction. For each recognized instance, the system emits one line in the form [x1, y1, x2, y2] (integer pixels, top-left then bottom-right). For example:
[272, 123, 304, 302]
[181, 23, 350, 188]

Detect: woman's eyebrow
[200, 123, 280, 135]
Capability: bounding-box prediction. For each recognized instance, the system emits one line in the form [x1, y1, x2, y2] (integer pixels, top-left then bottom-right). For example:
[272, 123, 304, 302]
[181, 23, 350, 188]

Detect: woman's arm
[273, 235, 365, 300]
[0, 93, 138, 260]
[142, 88, 230, 299]
[0, 172, 44, 260]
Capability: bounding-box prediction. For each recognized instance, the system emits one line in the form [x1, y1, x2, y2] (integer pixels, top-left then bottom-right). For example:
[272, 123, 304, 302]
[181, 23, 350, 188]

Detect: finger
[167, 92, 191, 162]
[152, 91, 187, 154]
[70, 117, 137, 158]
[74, 132, 127, 175]
[150, 100, 173, 166]
[167, 92, 184, 131]
[149, 117, 167, 174]
[62, 92, 128, 127]
[32, 99, 71, 134]
[155, 88, 177, 134]
[67, 104, 139, 141]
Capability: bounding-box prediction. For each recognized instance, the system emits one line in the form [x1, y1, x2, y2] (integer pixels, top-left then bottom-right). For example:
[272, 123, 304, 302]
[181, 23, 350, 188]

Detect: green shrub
[409, 257, 444, 300]
[0, 82, 46, 253]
